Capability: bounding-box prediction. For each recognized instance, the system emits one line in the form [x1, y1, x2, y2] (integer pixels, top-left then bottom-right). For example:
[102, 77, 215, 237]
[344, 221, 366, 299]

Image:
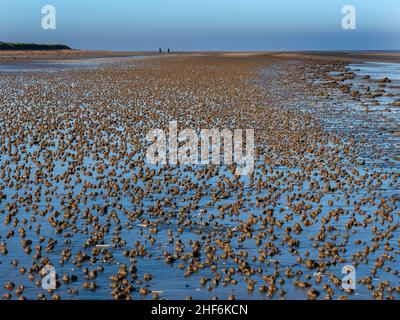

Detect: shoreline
[0, 52, 398, 300]
[1, 50, 400, 63]
[0, 50, 159, 63]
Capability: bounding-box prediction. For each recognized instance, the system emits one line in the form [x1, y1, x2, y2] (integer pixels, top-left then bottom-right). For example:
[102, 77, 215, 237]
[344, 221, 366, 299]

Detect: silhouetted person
[159, 48, 162, 53]
[167, 48, 170, 53]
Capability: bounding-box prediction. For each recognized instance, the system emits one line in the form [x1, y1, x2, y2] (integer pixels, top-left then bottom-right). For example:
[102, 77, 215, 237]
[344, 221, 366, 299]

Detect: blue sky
[0, 0, 399, 51]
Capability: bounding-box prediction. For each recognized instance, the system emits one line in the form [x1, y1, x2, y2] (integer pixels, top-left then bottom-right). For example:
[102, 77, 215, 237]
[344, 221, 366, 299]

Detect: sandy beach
[0, 50, 159, 62]
[0, 51, 399, 300]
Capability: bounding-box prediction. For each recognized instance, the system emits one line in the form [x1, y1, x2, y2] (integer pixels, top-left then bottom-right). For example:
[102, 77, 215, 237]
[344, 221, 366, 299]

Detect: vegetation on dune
[0, 41, 71, 50]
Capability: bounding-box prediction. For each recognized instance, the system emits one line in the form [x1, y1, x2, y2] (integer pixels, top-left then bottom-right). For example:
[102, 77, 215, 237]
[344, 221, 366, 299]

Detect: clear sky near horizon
[0, 0, 399, 51]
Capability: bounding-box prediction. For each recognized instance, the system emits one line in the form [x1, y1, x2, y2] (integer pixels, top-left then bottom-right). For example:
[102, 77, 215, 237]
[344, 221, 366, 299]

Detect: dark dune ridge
[0, 41, 71, 51]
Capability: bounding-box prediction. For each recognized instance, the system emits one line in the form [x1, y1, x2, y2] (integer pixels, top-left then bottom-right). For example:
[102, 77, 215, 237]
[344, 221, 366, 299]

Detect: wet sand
[0, 50, 159, 62]
[2, 50, 399, 62]
[273, 51, 400, 63]
[0, 52, 399, 300]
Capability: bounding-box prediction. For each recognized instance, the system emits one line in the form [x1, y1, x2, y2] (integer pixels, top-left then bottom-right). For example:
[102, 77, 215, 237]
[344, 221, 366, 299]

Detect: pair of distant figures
[159, 48, 171, 53]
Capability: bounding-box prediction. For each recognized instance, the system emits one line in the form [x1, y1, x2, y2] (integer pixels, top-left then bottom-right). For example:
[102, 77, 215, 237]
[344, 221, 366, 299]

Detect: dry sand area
[0, 51, 399, 300]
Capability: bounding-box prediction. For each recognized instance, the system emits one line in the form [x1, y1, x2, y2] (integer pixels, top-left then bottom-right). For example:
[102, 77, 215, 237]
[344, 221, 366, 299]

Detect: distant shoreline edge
[0, 42, 71, 51]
